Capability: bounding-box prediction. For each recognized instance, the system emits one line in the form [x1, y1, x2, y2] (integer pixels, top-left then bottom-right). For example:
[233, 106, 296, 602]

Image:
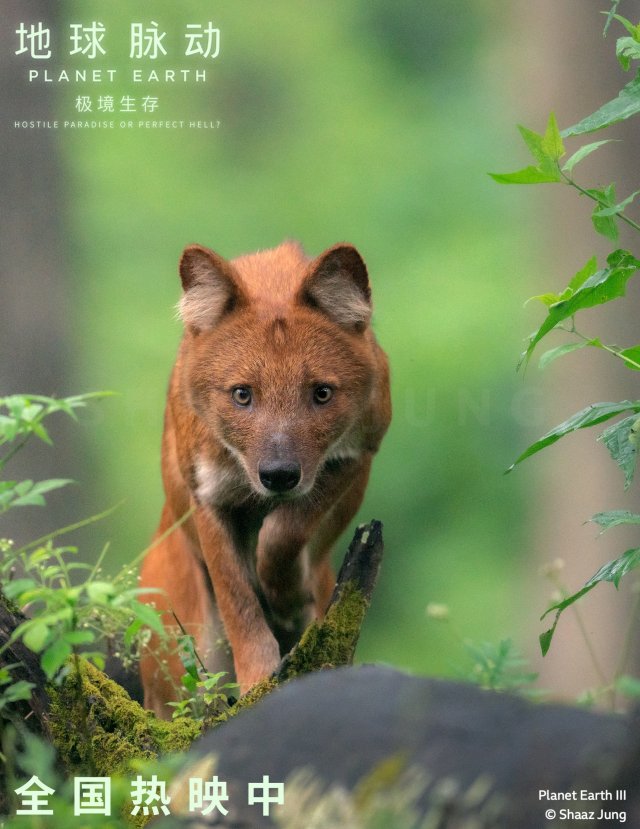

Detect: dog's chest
[193, 455, 248, 507]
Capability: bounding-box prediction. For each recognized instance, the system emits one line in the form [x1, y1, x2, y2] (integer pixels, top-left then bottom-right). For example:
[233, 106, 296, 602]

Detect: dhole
[139, 240, 391, 717]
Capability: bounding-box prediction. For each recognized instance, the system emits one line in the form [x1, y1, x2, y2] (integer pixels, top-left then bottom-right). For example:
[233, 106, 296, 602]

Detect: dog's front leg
[256, 511, 315, 651]
[194, 505, 280, 694]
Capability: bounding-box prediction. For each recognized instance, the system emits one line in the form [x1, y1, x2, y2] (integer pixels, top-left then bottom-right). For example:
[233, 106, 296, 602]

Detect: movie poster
[2, 1, 639, 826]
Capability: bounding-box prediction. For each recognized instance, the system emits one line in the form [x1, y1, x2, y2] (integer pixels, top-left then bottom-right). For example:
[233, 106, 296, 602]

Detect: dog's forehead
[260, 317, 368, 387]
[232, 241, 309, 302]
[258, 310, 350, 355]
[207, 312, 357, 385]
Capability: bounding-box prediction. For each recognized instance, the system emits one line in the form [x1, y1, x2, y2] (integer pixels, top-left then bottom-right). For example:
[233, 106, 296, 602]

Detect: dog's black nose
[258, 461, 301, 493]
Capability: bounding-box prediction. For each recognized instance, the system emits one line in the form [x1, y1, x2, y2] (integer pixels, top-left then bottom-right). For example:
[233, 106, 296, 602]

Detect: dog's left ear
[178, 244, 247, 333]
[298, 244, 371, 331]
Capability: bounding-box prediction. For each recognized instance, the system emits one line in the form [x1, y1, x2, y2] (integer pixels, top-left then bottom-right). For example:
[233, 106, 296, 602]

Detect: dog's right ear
[178, 245, 246, 333]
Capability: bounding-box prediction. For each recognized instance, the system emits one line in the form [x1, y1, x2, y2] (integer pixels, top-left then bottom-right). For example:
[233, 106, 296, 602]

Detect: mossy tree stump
[0, 521, 384, 809]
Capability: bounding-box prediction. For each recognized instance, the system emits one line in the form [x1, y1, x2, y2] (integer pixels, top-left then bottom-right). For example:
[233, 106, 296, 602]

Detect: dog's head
[178, 241, 381, 498]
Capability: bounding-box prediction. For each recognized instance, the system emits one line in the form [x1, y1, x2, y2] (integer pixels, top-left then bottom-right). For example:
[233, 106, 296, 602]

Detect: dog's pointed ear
[298, 244, 371, 331]
[178, 245, 246, 333]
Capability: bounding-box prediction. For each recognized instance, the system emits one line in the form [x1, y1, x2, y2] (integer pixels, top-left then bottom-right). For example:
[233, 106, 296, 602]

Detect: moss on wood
[47, 661, 201, 777]
[2, 521, 384, 825]
[213, 578, 372, 723]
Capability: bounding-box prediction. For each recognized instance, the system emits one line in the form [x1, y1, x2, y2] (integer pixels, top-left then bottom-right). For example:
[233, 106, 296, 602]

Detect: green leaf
[8, 478, 73, 508]
[0, 664, 20, 684]
[0, 482, 18, 510]
[86, 581, 117, 604]
[22, 621, 50, 653]
[619, 346, 640, 370]
[26, 548, 55, 568]
[86, 652, 105, 670]
[517, 124, 547, 164]
[598, 414, 639, 489]
[2, 578, 37, 601]
[590, 510, 640, 533]
[201, 672, 228, 691]
[129, 600, 166, 636]
[557, 547, 640, 598]
[19, 404, 43, 423]
[490, 167, 561, 185]
[538, 340, 600, 370]
[177, 634, 200, 681]
[617, 36, 640, 71]
[31, 421, 52, 445]
[615, 674, 640, 699]
[63, 630, 95, 646]
[586, 184, 620, 240]
[0, 393, 113, 461]
[490, 114, 564, 185]
[507, 400, 640, 472]
[567, 256, 599, 292]
[542, 112, 565, 161]
[610, 13, 640, 40]
[562, 70, 640, 136]
[525, 292, 563, 307]
[181, 671, 198, 693]
[561, 140, 616, 174]
[539, 626, 556, 658]
[13, 480, 33, 496]
[592, 210, 619, 241]
[1, 680, 36, 704]
[518, 114, 564, 163]
[463, 638, 537, 691]
[520, 250, 640, 366]
[540, 547, 640, 655]
[526, 258, 597, 307]
[123, 619, 142, 649]
[41, 639, 72, 679]
[29, 478, 74, 496]
[0, 415, 19, 443]
[593, 189, 640, 217]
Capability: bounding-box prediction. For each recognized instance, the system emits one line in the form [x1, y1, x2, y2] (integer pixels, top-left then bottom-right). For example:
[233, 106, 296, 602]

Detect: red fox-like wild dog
[139, 240, 391, 717]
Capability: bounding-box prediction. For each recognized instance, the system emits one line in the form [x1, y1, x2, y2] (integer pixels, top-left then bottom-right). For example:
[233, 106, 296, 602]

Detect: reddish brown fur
[139, 240, 391, 717]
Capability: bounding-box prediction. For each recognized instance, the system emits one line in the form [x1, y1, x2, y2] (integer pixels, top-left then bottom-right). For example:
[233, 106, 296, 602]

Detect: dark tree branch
[275, 520, 384, 684]
[0, 591, 50, 734]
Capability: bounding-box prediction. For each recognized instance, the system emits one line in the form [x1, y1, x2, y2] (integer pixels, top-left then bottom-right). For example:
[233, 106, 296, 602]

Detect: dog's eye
[232, 387, 252, 407]
[313, 385, 333, 405]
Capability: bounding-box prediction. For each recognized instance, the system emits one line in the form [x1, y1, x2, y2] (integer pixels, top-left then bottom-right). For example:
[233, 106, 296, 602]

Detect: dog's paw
[235, 637, 281, 695]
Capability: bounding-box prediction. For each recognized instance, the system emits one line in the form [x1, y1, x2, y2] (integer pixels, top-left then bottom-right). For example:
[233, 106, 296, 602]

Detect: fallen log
[170, 664, 640, 829]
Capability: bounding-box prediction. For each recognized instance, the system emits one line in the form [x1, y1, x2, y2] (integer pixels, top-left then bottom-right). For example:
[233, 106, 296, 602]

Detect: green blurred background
[4, 0, 636, 691]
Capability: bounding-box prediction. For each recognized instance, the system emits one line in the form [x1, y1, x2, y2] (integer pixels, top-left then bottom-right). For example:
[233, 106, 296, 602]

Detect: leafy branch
[492, 10, 640, 661]
[0, 393, 113, 515]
